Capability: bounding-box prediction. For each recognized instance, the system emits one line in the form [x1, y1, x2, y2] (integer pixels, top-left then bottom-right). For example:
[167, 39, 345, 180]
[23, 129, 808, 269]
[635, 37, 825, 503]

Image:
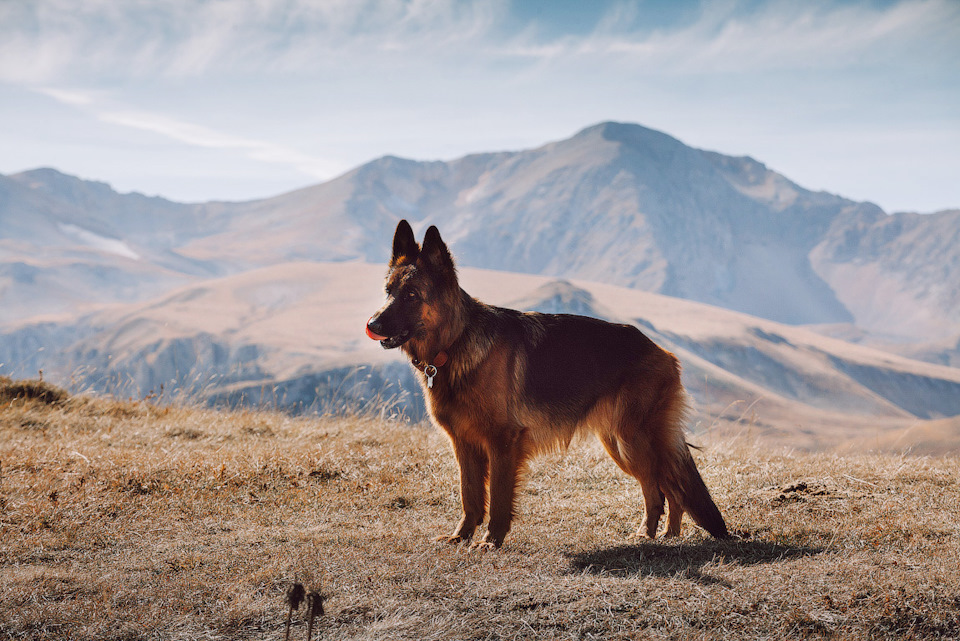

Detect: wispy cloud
[36, 87, 343, 179]
[2, 0, 956, 85]
[524, 0, 960, 74]
[0, 0, 509, 82]
[34, 87, 97, 107]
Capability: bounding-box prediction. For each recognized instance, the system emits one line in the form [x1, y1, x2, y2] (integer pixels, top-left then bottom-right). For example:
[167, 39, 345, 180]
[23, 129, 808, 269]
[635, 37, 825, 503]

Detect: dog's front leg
[437, 438, 488, 544]
[476, 440, 524, 549]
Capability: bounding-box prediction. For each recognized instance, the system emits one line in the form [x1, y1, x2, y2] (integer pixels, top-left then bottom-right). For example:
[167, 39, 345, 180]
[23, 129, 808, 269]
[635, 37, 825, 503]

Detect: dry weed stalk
[284, 582, 305, 641]
[306, 589, 324, 640]
[283, 580, 324, 641]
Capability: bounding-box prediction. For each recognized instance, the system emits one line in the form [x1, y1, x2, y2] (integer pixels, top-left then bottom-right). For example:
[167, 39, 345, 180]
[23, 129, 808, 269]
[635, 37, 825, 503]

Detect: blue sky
[1, 0, 957, 212]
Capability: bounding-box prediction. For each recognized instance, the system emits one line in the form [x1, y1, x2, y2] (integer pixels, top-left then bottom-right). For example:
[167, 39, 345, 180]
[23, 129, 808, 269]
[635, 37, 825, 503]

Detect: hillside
[810, 207, 960, 339]
[0, 169, 218, 323]
[2, 378, 959, 640]
[3, 263, 959, 453]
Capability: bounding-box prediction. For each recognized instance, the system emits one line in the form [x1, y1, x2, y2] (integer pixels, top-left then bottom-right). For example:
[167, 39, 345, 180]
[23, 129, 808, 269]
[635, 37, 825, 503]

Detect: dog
[366, 220, 728, 549]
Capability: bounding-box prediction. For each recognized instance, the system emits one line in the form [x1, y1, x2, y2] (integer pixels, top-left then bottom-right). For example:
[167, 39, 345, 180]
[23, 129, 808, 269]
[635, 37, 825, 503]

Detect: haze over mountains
[2, 122, 959, 450]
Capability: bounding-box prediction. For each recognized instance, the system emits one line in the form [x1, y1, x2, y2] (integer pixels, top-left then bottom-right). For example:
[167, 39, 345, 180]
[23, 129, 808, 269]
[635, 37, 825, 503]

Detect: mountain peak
[575, 121, 684, 149]
[13, 167, 110, 192]
[9, 167, 176, 205]
[506, 280, 619, 321]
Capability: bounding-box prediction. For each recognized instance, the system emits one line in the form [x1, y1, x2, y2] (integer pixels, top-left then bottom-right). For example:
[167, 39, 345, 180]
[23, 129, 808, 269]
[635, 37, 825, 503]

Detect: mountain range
[2, 122, 959, 450]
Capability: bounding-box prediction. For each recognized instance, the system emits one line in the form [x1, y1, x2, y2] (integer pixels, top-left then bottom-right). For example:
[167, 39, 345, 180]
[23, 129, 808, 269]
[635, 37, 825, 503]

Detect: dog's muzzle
[366, 317, 411, 349]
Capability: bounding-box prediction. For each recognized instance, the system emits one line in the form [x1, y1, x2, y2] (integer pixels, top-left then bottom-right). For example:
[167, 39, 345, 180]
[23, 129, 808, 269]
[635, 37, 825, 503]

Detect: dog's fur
[367, 220, 728, 548]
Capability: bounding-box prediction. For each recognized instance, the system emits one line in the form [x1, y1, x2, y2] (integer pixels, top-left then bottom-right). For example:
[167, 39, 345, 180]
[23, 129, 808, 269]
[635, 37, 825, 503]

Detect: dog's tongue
[365, 319, 388, 341]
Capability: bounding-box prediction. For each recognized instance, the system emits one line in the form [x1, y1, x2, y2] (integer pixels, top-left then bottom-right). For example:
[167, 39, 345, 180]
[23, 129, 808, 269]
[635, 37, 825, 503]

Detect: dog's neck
[404, 287, 481, 369]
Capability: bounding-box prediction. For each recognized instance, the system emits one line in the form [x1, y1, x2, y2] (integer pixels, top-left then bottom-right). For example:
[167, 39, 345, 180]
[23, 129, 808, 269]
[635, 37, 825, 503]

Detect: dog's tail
[656, 386, 729, 539]
[664, 443, 729, 539]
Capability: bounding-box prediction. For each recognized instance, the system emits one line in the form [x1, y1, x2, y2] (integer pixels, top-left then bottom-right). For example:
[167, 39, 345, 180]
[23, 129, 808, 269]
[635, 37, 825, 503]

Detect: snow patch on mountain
[58, 224, 140, 260]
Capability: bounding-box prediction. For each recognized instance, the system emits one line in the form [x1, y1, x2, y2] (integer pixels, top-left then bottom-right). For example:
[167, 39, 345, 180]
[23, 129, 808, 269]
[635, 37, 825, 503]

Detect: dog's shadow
[564, 537, 824, 586]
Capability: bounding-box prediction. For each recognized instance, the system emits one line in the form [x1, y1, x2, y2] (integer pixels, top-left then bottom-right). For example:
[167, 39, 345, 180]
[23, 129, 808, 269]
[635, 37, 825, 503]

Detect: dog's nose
[366, 316, 388, 341]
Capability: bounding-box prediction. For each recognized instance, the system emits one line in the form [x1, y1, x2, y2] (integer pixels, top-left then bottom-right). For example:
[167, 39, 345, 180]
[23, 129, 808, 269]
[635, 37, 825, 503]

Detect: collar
[411, 350, 448, 371]
[412, 349, 449, 389]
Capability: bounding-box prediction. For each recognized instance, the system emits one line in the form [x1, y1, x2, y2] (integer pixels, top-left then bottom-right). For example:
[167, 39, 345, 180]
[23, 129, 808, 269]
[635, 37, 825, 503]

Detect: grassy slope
[1, 377, 959, 640]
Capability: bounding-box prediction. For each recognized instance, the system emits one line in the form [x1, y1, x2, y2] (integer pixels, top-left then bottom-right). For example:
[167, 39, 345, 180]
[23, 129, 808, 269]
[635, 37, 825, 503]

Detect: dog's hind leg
[639, 481, 666, 539]
[662, 488, 685, 537]
[631, 387, 729, 540]
[599, 432, 666, 538]
[438, 438, 488, 544]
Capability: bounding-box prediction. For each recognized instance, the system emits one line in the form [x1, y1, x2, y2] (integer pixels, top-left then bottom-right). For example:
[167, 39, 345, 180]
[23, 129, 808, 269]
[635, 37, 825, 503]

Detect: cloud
[34, 87, 97, 107]
[0, 0, 509, 82]
[531, 0, 960, 74]
[36, 87, 344, 180]
[2, 0, 956, 85]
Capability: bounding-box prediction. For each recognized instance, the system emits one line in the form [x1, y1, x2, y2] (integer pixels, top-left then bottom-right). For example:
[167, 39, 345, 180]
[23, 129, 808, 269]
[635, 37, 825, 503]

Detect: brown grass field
[1, 375, 959, 640]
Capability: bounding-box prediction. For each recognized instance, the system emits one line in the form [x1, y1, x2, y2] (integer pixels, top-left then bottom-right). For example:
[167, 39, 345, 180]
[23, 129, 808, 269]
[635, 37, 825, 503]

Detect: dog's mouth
[378, 331, 411, 349]
[365, 323, 412, 350]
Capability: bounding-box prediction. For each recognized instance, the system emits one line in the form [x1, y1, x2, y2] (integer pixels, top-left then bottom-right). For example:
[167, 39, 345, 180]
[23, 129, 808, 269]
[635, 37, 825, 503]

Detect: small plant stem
[306, 591, 324, 641]
[284, 582, 305, 641]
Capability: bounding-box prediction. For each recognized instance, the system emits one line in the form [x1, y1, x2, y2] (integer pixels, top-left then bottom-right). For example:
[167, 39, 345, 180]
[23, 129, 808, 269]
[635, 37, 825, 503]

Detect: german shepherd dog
[366, 220, 728, 549]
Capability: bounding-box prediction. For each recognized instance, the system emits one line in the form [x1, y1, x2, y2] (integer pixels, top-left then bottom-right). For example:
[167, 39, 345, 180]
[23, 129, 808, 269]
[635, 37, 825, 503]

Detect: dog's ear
[390, 219, 419, 267]
[420, 225, 455, 275]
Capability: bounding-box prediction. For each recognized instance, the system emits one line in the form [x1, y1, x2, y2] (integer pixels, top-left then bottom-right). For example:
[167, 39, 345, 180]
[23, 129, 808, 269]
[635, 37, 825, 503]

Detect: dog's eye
[406, 291, 420, 301]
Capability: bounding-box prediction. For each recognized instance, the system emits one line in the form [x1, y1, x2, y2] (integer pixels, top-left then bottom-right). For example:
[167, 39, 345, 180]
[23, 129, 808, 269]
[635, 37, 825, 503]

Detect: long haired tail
[665, 444, 729, 538]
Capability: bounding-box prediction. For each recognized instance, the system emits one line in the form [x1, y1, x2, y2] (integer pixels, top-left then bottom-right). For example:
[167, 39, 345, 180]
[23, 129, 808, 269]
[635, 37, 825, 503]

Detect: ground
[1, 376, 959, 640]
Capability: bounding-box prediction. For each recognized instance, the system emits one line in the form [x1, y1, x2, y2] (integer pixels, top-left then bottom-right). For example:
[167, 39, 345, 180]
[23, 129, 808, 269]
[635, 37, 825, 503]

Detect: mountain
[173, 122, 960, 340]
[169, 124, 874, 326]
[3, 123, 958, 345]
[810, 207, 960, 339]
[0, 169, 222, 322]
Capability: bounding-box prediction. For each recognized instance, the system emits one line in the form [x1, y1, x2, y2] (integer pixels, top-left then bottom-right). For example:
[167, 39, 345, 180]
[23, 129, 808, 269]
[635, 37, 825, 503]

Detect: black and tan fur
[366, 220, 728, 549]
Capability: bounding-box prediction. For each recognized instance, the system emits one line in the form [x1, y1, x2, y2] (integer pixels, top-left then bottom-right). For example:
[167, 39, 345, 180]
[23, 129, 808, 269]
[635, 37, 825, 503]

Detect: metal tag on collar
[424, 364, 438, 389]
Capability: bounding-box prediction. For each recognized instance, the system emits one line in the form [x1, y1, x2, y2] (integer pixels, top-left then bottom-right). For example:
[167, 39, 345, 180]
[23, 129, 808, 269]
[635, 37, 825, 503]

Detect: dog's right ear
[390, 219, 419, 267]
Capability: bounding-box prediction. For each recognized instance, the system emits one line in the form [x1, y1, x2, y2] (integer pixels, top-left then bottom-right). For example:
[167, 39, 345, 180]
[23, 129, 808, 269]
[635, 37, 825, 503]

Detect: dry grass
[1, 375, 959, 640]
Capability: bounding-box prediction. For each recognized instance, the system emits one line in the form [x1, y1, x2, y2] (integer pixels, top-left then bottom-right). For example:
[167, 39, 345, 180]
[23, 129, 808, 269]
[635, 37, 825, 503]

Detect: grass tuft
[0, 375, 69, 406]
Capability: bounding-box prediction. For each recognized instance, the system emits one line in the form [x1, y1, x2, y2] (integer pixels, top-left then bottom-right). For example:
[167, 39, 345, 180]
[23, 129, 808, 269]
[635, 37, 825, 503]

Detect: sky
[1, 0, 958, 213]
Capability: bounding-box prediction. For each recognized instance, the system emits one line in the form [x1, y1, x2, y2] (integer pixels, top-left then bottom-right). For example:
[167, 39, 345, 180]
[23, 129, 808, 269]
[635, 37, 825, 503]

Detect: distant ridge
[3, 263, 959, 451]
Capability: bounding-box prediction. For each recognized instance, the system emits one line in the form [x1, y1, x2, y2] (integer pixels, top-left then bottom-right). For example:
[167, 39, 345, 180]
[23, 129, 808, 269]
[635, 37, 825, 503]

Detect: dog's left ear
[390, 219, 419, 267]
[420, 225, 455, 274]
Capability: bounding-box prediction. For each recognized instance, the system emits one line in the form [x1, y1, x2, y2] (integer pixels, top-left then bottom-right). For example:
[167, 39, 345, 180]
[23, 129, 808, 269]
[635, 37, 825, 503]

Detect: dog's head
[366, 219, 458, 351]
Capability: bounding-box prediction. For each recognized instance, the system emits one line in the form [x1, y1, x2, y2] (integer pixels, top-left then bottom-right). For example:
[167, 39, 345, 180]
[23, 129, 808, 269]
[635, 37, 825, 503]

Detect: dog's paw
[470, 540, 499, 551]
[434, 533, 469, 545]
[470, 533, 503, 551]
